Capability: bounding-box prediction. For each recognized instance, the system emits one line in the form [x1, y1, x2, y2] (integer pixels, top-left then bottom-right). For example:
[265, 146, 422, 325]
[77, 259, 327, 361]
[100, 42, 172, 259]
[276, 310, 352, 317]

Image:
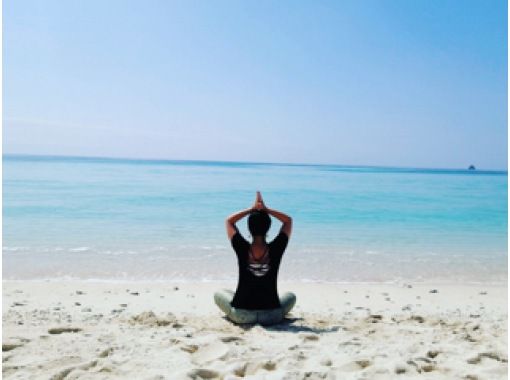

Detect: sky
[3, 0, 508, 169]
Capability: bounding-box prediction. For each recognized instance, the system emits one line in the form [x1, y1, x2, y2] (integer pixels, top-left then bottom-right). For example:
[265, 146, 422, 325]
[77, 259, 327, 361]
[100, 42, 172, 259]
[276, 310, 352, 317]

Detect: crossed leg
[214, 289, 297, 325]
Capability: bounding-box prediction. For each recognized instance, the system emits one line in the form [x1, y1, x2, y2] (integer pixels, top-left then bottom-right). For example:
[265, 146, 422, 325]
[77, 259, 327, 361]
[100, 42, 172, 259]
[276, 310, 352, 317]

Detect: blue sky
[4, 0, 507, 169]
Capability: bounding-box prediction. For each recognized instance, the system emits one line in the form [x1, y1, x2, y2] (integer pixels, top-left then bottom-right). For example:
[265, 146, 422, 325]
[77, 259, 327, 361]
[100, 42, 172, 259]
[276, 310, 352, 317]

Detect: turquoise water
[3, 155, 508, 283]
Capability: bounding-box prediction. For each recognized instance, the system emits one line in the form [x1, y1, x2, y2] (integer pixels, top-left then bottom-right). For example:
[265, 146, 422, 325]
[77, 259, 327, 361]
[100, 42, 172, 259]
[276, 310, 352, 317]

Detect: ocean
[3, 155, 507, 283]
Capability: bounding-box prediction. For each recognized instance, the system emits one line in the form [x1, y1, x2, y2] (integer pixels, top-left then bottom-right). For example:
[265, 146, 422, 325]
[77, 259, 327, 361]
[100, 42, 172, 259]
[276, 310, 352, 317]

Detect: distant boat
[468, 165, 476, 170]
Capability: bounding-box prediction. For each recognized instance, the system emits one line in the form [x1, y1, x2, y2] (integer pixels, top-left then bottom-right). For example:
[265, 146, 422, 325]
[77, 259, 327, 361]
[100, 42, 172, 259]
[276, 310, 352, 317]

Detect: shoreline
[3, 277, 508, 286]
[3, 280, 507, 379]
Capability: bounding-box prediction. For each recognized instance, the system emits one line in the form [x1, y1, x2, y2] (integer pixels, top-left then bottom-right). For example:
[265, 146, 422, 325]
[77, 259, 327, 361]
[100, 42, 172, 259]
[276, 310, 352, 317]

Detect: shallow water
[3, 155, 507, 283]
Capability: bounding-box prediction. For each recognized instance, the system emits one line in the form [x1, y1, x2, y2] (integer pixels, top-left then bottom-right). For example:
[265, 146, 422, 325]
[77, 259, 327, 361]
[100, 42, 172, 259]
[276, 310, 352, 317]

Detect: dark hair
[248, 210, 271, 236]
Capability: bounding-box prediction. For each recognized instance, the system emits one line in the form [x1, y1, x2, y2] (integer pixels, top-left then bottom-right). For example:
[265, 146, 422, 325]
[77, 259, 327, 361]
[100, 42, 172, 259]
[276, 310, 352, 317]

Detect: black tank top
[230, 228, 289, 309]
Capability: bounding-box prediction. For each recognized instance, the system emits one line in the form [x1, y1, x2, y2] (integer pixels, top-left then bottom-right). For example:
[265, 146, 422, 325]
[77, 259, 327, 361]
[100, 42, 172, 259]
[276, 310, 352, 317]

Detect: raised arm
[254, 191, 292, 238]
[225, 208, 253, 240]
[226, 192, 292, 240]
[225, 192, 269, 240]
[266, 207, 292, 238]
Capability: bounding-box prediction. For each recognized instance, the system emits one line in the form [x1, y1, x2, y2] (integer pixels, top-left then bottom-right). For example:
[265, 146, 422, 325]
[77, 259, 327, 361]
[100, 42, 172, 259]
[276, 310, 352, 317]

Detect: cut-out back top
[230, 228, 289, 309]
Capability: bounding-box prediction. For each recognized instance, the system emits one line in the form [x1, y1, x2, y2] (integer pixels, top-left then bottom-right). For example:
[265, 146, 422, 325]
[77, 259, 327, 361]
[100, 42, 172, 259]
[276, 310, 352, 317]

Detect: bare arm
[225, 208, 253, 240]
[266, 208, 292, 238]
[225, 193, 266, 239]
[225, 192, 292, 240]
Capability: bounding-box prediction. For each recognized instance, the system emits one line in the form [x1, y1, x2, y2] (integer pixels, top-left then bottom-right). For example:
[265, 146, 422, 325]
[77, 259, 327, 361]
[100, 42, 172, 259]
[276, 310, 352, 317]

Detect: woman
[214, 191, 296, 325]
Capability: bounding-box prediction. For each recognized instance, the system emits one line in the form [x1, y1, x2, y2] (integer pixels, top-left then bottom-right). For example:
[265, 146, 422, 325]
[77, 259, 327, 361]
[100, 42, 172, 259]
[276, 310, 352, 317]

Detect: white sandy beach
[2, 281, 507, 379]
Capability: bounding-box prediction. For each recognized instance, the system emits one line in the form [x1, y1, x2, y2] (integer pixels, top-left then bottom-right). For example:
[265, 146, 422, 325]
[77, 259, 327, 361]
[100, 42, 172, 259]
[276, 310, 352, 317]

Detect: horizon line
[3, 152, 507, 173]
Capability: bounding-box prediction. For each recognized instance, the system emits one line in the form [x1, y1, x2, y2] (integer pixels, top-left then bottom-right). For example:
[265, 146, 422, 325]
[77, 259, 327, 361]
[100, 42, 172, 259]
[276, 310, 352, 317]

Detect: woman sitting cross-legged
[214, 191, 296, 325]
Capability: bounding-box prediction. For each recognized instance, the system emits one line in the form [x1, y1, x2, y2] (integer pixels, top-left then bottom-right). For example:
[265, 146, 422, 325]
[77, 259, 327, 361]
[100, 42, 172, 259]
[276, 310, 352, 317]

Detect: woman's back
[230, 230, 289, 309]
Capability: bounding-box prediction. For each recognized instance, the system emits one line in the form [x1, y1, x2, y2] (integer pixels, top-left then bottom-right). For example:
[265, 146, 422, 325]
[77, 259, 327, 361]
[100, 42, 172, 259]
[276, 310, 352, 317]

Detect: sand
[2, 280, 507, 379]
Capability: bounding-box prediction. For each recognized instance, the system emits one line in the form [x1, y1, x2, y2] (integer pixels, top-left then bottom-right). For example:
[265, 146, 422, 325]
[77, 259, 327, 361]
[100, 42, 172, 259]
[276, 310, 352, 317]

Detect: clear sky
[4, 0, 508, 169]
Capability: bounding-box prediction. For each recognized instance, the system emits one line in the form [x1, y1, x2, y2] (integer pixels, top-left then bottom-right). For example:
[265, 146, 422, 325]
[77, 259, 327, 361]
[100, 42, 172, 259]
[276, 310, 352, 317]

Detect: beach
[2, 280, 507, 379]
[4, 0, 508, 378]
[3, 157, 508, 379]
